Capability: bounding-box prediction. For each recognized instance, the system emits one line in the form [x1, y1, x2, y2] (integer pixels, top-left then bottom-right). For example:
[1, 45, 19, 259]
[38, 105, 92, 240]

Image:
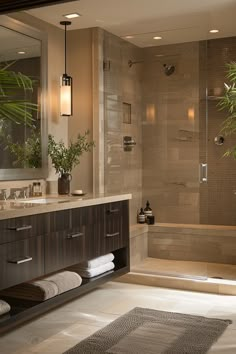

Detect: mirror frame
[0, 15, 48, 180]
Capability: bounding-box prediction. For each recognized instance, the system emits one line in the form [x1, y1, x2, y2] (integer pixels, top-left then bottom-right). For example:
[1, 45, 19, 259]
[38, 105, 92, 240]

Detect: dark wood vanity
[0, 196, 130, 334]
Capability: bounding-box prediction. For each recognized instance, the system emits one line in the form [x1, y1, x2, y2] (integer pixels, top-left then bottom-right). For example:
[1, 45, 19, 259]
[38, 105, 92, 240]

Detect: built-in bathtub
[148, 223, 236, 265]
[126, 223, 236, 295]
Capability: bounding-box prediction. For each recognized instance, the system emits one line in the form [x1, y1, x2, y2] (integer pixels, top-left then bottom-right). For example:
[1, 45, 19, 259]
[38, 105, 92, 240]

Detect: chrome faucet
[18, 187, 29, 199]
[0, 189, 7, 201]
[8, 187, 28, 200]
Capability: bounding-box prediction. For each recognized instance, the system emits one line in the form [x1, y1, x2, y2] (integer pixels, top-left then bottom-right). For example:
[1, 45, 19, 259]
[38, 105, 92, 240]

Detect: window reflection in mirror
[0, 25, 41, 169]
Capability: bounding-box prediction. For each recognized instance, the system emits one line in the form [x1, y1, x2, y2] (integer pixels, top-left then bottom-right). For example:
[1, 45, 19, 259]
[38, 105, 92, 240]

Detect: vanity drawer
[0, 235, 44, 290]
[49, 208, 87, 233]
[104, 201, 129, 253]
[45, 226, 86, 274]
[0, 214, 48, 245]
[48, 209, 71, 232]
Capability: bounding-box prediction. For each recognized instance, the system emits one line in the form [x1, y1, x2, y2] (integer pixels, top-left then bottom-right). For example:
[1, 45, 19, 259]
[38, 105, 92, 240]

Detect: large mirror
[0, 15, 47, 180]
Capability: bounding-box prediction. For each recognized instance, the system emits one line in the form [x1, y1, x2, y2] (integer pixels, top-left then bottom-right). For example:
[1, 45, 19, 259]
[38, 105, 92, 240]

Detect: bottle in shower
[144, 200, 152, 220]
[138, 208, 146, 224]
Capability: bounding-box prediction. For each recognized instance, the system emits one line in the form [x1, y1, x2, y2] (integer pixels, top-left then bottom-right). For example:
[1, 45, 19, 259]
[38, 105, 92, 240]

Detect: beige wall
[67, 29, 94, 194]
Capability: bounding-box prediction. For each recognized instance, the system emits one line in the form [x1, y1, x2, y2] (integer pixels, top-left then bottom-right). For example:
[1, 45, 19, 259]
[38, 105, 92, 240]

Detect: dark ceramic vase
[58, 173, 72, 195]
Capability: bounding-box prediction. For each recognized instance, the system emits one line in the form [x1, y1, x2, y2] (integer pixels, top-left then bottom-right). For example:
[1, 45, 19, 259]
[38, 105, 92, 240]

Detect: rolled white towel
[79, 253, 114, 269]
[0, 299, 11, 316]
[0, 280, 58, 301]
[71, 261, 115, 278]
[44, 271, 82, 294]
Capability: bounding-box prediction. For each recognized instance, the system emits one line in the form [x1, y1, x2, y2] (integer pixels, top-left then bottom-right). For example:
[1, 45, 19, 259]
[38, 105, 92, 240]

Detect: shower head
[128, 59, 175, 76]
[128, 59, 144, 68]
[163, 64, 175, 76]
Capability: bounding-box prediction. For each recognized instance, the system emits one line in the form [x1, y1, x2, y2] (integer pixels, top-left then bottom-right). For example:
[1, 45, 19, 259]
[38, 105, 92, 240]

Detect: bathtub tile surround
[130, 224, 148, 267]
[123, 222, 236, 295]
[148, 223, 236, 264]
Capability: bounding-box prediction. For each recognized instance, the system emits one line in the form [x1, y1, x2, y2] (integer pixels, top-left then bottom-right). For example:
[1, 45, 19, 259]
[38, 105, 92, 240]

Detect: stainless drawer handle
[106, 232, 120, 238]
[8, 256, 33, 264]
[8, 225, 32, 232]
[67, 232, 83, 239]
[107, 209, 119, 214]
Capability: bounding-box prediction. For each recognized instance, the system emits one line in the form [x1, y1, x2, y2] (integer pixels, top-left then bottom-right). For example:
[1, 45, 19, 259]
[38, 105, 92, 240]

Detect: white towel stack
[70, 253, 115, 278]
[0, 299, 11, 316]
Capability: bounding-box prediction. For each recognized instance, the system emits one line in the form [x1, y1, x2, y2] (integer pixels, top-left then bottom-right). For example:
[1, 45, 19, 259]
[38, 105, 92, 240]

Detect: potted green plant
[218, 61, 236, 158]
[6, 129, 41, 168]
[48, 131, 95, 194]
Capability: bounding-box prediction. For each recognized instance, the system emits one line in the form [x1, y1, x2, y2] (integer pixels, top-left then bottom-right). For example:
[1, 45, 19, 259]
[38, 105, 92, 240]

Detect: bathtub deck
[117, 257, 236, 295]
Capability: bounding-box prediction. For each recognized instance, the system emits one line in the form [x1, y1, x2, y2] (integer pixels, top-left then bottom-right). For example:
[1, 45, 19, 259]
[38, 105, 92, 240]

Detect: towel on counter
[0, 299, 11, 316]
[71, 261, 115, 278]
[1, 271, 82, 301]
[1, 280, 58, 301]
[79, 253, 114, 269]
[44, 271, 82, 294]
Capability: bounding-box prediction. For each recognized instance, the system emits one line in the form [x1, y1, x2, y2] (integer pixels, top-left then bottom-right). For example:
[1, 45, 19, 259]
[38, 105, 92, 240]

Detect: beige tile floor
[1, 280, 236, 353]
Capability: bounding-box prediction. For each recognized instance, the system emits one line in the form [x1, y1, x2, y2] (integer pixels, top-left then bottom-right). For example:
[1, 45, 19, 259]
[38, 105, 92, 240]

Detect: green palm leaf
[218, 62, 236, 158]
[0, 61, 38, 126]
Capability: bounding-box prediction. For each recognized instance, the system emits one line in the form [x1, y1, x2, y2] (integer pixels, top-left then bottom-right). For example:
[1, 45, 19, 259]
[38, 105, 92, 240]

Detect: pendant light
[60, 20, 72, 116]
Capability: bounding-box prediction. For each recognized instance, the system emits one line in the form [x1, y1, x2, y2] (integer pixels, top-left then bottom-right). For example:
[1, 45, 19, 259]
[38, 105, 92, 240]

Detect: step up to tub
[117, 258, 236, 295]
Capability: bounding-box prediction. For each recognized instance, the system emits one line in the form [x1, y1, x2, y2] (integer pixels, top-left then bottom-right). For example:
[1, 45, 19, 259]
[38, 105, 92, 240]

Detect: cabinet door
[72, 202, 129, 259]
[0, 236, 44, 290]
[104, 201, 129, 253]
[45, 209, 86, 274]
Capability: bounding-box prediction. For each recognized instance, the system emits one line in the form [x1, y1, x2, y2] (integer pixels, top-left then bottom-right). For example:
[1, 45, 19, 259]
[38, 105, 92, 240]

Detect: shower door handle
[199, 163, 208, 183]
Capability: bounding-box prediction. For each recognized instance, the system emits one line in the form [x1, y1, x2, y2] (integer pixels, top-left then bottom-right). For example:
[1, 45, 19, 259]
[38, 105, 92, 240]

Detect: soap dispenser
[144, 200, 152, 218]
[138, 208, 146, 224]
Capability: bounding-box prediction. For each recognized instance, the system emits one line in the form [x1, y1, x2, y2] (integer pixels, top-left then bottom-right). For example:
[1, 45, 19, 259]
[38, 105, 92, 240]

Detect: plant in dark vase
[48, 131, 95, 195]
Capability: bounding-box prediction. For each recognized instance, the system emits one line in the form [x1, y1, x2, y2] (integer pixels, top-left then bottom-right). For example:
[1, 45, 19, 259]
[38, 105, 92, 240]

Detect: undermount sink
[17, 198, 70, 204]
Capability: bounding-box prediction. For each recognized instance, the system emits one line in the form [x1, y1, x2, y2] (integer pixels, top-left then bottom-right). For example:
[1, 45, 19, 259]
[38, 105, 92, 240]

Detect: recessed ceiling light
[153, 36, 162, 40]
[125, 35, 134, 39]
[209, 29, 219, 33]
[64, 13, 81, 19]
[17, 51, 26, 54]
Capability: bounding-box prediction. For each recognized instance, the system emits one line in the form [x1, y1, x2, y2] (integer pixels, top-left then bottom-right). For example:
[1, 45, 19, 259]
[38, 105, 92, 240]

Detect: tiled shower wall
[102, 31, 236, 226]
[200, 37, 236, 226]
[102, 30, 143, 224]
[142, 42, 200, 224]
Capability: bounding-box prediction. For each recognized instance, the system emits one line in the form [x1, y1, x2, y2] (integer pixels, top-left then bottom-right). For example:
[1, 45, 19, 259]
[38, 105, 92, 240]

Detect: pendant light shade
[60, 21, 72, 116]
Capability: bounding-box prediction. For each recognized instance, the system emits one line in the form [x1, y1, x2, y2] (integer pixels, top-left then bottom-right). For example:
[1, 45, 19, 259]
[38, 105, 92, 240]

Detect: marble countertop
[0, 193, 132, 220]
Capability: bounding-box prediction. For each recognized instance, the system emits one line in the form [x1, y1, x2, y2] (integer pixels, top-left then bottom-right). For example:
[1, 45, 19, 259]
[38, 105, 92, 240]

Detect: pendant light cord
[64, 23, 67, 75]
[60, 21, 71, 76]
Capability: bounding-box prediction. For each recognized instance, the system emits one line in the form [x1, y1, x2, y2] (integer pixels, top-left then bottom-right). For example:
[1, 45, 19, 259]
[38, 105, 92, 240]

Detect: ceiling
[27, 0, 236, 47]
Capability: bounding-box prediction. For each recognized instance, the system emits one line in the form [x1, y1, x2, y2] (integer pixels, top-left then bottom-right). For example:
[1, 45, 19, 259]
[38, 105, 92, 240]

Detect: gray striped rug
[63, 307, 231, 354]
